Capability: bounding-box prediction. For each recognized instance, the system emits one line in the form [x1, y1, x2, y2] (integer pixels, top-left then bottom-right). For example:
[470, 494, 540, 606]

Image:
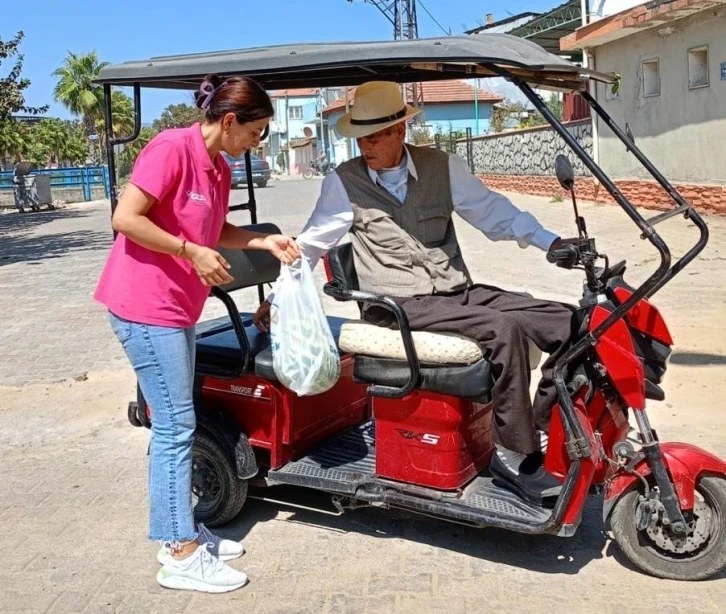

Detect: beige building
[562, 0, 726, 211]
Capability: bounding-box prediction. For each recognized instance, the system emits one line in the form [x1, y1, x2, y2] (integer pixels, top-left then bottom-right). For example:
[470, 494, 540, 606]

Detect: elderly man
[255, 81, 576, 504]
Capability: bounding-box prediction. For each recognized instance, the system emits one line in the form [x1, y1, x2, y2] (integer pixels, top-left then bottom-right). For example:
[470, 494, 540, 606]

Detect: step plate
[268, 420, 551, 525]
[268, 421, 376, 494]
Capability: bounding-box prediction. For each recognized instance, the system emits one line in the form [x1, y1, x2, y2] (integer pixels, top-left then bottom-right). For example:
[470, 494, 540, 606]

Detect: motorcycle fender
[603, 442, 726, 523]
[196, 411, 259, 480]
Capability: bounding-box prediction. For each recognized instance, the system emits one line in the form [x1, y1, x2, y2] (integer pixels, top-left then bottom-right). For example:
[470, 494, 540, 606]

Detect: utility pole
[348, 1, 424, 114]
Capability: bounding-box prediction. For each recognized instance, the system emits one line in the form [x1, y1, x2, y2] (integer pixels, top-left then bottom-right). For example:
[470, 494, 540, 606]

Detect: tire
[302, 169, 314, 180]
[256, 180, 268, 188]
[610, 476, 726, 581]
[192, 430, 248, 528]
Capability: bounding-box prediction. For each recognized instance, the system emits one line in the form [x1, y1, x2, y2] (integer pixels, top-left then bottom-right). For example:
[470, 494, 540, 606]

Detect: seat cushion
[340, 320, 483, 365]
[353, 355, 493, 402]
[195, 314, 350, 381]
[339, 320, 542, 369]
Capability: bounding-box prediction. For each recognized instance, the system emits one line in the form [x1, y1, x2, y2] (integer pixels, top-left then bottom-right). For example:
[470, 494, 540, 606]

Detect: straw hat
[336, 81, 422, 139]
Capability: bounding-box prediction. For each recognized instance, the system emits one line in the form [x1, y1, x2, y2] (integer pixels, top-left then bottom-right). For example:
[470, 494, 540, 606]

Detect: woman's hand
[185, 243, 234, 286]
[263, 235, 300, 265]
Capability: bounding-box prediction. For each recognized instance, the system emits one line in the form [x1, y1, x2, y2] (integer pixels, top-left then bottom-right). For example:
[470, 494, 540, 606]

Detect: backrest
[216, 222, 282, 293]
[325, 241, 359, 291]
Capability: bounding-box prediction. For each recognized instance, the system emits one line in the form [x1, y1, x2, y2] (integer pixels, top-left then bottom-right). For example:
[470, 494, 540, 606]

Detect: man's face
[356, 123, 406, 171]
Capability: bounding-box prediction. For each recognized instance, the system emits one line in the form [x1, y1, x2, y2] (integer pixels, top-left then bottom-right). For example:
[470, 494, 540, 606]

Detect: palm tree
[52, 51, 109, 138]
[94, 90, 135, 145]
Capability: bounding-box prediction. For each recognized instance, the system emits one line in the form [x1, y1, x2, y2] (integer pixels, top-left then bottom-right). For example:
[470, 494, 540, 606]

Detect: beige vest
[335, 145, 471, 297]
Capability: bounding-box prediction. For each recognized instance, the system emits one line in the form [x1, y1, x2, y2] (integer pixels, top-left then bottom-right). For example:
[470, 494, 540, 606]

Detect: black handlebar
[546, 244, 579, 268]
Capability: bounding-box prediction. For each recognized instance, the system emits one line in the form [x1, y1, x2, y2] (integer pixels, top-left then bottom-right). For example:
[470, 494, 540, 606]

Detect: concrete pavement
[1, 176, 725, 612]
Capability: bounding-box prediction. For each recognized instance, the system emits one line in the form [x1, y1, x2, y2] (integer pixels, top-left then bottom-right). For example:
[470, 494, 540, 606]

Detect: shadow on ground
[217, 485, 611, 577]
[670, 351, 726, 366]
[0, 208, 110, 266]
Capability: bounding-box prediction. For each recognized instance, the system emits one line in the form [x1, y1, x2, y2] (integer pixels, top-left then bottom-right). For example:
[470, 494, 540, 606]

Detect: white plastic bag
[269, 259, 341, 396]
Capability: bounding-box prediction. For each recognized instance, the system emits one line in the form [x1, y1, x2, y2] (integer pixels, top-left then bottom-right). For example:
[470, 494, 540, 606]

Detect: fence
[0, 166, 110, 208]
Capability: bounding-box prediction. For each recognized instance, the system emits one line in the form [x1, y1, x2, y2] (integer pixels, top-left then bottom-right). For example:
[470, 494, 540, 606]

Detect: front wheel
[302, 168, 314, 179]
[192, 430, 248, 528]
[610, 476, 726, 580]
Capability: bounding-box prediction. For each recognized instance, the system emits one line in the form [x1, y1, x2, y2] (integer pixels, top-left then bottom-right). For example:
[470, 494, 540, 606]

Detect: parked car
[222, 152, 270, 188]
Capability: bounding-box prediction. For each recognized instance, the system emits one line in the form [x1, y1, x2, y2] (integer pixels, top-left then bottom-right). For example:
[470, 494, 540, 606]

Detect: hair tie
[199, 79, 225, 110]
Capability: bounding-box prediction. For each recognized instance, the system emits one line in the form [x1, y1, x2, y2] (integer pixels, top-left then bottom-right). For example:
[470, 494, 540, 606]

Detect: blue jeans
[108, 311, 198, 544]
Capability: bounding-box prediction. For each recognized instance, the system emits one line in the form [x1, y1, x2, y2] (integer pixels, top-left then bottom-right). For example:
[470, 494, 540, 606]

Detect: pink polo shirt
[94, 123, 231, 328]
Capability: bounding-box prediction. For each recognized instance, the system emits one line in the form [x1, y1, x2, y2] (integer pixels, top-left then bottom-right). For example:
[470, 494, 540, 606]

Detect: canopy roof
[96, 33, 614, 92]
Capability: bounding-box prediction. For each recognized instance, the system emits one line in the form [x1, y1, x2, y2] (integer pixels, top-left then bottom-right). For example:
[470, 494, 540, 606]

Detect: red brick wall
[479, 174, 726, 215]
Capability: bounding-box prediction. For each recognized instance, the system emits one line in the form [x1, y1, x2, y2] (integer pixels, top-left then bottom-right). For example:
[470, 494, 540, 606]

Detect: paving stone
[1, 188, 726, 612]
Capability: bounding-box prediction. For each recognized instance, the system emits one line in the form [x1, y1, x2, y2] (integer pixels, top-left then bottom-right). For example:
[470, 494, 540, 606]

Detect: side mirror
[555, 155, 575, 192]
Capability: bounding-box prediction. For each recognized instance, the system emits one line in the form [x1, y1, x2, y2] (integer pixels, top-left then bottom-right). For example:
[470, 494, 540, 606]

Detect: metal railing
[0, 166, 110, 202]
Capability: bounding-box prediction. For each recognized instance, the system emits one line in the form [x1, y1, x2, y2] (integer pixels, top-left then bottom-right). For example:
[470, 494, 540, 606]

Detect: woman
[94, 74, 299, 593]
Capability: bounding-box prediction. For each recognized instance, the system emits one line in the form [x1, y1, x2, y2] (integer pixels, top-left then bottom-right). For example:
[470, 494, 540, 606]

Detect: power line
[418, 0, 451, 36]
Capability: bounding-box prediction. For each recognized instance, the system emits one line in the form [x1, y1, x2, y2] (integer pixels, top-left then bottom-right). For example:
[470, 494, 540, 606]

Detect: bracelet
[176, 240, 187, 258]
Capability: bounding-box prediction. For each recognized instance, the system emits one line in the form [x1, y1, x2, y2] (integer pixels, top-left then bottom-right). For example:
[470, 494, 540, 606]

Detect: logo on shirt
[186, 190, 207, 204]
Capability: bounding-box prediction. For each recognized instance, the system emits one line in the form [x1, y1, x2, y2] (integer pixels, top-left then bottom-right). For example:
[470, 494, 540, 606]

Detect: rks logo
[396, 429, 440, 445]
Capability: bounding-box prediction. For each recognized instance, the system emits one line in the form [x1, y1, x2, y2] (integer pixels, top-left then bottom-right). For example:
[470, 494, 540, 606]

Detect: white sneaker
[157, 523, 244, 564]
[156, 542, 248, 593]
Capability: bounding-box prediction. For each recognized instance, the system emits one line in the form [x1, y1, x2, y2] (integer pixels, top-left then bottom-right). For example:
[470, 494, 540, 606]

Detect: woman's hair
[194, 73, 274, 128]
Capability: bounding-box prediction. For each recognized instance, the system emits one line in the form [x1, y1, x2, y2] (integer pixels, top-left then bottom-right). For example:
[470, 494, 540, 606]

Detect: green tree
[118, 125, 156, 178]
[29, 118, 87, 167]
[152, 103, 203, 131]
[52, 51, 109, 137]
[492, 100, 527, 132]
[94, 90, 135, 144]
[0, 31, 49, 122]
[0, 118, 30, 169]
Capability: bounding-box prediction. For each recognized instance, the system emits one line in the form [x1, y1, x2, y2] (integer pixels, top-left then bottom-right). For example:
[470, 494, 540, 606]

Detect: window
[642, 59, 660, 98]
[688, 46, 709, 89]
[289, 105, 303, 120]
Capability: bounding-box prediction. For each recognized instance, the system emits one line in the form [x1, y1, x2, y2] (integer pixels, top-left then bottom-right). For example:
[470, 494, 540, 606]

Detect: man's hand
[263, 235, 300, 265]
[546, 237, 580, 268]
[253, 300, 272, 332]
[186, 243, 234, 286]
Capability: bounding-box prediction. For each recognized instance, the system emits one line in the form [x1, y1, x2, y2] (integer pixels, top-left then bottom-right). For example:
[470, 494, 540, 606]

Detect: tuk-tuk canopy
[96, 33, 614, 92]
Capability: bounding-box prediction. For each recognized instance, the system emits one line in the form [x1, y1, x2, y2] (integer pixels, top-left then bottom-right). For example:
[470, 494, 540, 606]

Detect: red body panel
[604, 443, 726, 512]
[560, 397, 601, 527]
[200, 354, 369, 469]
[374, 391, 495, 490]
[545, 386, 629, 485]
[613, 287, 673, 346]
[590, 305, 646, 409]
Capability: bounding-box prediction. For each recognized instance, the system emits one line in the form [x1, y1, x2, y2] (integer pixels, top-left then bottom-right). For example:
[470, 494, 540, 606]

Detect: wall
[273, 95, 320, 141]
[422, 102, 495, 137]
[592, 7, 726, 185]
[446, 117, 726, 214]
[453, 120, 593, 176]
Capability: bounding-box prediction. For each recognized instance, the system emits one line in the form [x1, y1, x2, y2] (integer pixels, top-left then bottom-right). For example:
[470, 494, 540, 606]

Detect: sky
[3, 0, 559, 123]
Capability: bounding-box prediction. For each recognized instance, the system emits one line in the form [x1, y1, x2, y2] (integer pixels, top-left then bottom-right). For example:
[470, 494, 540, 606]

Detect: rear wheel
[192, 430, 248, 528]
[610, 476, 726, 580]
[256, 180, 268, 188]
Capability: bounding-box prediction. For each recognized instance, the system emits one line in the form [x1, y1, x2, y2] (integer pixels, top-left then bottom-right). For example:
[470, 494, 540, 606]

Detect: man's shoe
[489, 452, 563, 507]
[157, 523, 244, 565]
[156, 543, 248, 593]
